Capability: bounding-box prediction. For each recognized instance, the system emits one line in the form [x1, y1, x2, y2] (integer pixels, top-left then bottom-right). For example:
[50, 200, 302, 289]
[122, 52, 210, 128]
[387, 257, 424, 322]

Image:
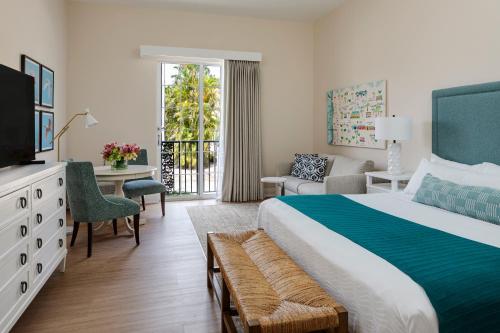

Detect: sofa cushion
[330, 155, 374, 176]
[297, 182, 325, 195]
[283, 175, 314, 193]
[320, 154, 336, 176]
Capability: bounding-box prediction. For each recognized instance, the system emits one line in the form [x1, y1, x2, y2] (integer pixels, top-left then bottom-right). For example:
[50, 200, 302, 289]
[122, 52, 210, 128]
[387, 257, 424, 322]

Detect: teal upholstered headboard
[432, 81, 500, 165]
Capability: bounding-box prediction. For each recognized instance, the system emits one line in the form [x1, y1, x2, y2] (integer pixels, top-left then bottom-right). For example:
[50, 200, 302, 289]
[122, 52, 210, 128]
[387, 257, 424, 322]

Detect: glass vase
[111, 159, 128, 170]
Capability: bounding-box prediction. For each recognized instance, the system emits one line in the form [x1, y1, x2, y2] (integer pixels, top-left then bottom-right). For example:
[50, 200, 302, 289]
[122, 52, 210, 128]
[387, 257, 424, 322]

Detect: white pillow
[430, 153, 483, 172]
[481, 162, 500, 177]
[404, 158, 500, 195]
[404, 159, 431, 195]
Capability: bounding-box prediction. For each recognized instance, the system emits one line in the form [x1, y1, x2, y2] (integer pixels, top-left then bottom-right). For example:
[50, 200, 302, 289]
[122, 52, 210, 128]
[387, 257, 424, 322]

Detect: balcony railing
[161, 140, 219, 195]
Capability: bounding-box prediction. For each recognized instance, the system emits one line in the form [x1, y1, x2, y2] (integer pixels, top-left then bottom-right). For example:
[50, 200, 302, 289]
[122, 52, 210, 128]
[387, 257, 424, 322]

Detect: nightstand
[365, 171, 413, 193]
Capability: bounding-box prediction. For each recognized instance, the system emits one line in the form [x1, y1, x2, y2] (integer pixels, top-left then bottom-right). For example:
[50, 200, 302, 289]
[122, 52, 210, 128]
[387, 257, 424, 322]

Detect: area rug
[187, 202, 260, 255]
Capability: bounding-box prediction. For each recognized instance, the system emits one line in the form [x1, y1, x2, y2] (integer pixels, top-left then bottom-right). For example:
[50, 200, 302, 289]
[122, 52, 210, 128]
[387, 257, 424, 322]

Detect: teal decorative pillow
[413, 174, 500, 225]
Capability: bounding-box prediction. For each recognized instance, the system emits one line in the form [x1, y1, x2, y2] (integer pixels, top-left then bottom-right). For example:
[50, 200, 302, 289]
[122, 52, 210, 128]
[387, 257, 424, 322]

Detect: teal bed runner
[278, 195, 500, 333]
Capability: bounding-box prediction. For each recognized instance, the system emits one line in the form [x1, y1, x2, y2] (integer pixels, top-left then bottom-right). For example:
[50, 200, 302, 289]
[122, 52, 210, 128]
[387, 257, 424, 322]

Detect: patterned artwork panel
[327, 80, 386, 149]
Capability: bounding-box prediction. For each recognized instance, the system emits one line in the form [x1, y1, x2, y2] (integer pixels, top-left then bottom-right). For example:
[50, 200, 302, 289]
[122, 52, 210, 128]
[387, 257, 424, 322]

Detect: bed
[257, 81, 500, 333]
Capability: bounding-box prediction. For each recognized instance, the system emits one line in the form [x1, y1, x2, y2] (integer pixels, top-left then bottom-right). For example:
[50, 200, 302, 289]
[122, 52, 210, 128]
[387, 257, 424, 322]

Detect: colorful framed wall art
[41, 65, 54, 108]
[21, 55, 41, 105]
[327, 80, 386, 149]
[40, 111, 54, 152]
[35, 110, 40, 153]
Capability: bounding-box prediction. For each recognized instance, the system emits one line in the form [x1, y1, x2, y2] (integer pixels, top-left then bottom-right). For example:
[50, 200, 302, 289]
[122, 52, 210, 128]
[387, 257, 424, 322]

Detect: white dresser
[0, 163, 67, 333]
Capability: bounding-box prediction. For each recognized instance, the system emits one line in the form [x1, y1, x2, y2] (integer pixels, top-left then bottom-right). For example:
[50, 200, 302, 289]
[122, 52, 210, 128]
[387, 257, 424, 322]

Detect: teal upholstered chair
[66, 162, 141, 257]
[123, 149, 167, 216]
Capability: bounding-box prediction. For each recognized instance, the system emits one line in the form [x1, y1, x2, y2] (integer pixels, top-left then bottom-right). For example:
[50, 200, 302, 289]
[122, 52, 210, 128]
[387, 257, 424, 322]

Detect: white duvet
[257, 193, 500, 333]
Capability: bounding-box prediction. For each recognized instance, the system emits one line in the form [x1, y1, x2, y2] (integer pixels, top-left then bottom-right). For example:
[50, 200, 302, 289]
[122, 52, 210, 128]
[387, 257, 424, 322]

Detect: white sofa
[278, 154, 374, 195]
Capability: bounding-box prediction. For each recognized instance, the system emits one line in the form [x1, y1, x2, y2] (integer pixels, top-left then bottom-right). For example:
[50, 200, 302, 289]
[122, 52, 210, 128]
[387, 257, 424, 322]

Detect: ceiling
[71, 0, 345, 21]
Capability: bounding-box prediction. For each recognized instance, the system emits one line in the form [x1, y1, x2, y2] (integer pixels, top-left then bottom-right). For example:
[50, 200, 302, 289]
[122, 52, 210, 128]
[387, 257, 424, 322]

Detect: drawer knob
[59, 239, 64, 248]
[59, 219, 64, 227]
[36, 188, 43, 199]
[20, 281, 28, 294]
[36, 213, 43, 224]
[59, 178, 64, 186]
[20, 225, 28, 237]
[37, 238, 43, 249]
[59, 198, 64, 207]
[20, 197, 27, 209]
[37, 263, 43, 274]
[20, 253, 27, 266]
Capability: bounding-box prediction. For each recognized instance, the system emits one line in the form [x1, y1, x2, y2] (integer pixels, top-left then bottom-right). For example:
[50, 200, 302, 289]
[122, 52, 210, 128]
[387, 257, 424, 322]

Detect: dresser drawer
[0, 268, 29, 327]
[0, 187, 30, 231]
[32, 190, 65, 232]
[32, 171, 65, 208]
[32, 210, 65, 255]
[0, 217, 30, 260]
[32, 231, 65, 285]
[0, 241, 29, 291]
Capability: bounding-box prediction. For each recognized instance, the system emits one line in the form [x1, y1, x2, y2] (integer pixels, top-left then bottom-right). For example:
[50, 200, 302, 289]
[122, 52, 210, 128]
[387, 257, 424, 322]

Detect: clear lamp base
[387, 142, 402, 175]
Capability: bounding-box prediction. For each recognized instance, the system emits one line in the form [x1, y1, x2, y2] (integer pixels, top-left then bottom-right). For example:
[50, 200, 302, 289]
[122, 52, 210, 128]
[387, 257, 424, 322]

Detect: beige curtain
[221, 60, 263, 202]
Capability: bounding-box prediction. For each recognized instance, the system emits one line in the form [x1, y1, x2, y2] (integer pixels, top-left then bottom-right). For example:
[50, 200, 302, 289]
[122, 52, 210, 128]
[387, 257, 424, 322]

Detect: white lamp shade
[375, 117, 412, 141]
[85, 111, 98, 128]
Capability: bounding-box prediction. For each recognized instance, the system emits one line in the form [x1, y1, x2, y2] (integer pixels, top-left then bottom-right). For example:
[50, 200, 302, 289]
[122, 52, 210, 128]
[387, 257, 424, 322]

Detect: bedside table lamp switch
[375, 116, 412, 175]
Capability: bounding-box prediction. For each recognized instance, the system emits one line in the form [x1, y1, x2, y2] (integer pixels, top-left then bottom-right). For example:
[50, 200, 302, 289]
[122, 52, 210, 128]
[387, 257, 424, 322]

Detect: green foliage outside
[163, 64, 221, 174]
[164, 64, 220, 142]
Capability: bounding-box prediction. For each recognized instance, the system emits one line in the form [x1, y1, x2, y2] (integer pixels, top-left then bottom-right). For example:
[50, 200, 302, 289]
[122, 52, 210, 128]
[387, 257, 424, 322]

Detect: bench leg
[207, 233, 214, 289]
[334, 305, 348, 333]
[221, 278, 230, 333]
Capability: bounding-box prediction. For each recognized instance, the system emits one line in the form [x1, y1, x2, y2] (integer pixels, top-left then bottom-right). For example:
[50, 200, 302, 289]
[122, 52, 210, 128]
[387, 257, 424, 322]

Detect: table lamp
[375, 116, 412, 174]
[53, 108, 98, 161]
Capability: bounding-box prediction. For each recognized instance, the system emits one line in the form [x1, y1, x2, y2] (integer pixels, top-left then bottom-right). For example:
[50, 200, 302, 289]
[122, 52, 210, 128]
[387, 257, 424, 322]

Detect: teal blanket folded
[278, 195, 500, 333]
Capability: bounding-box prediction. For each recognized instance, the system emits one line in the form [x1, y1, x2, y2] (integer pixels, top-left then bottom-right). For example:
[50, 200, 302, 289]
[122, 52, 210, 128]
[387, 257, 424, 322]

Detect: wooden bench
[207, 230, 348, 333]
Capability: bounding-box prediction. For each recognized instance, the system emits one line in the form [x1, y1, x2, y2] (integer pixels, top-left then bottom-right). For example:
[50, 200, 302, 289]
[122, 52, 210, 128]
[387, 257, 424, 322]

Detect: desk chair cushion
[123, 179, 166, 198]
[66, 161, 140, 222]
[103, 195, 142, 217]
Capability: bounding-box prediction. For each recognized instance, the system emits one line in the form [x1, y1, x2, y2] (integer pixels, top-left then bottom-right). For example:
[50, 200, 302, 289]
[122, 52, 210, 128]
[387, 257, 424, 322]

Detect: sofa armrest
[276, 161, 293, 176]
[323, 174, 367, 194]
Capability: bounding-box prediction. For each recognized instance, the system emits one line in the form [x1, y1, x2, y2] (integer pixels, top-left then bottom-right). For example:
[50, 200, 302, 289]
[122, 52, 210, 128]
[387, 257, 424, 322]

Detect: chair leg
[141, 196, 146, 211]
[112, 219, 118, 235]
[87, 223, 93, 258]
[70, 222, 80, 247]
[160, 192, 165, 217]
[133, 214, 140, 245]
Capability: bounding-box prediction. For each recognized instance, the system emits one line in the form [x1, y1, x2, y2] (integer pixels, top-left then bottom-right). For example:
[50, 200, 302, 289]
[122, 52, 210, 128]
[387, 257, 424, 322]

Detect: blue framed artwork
[21, 55, 41, 105]
[40, 111, 54, 152]
[41, 65, 54, 108]
[34, 110, 40, 153]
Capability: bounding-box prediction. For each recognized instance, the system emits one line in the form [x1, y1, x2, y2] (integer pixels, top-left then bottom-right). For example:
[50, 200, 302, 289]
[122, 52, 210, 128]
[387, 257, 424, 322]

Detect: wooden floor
[12, 200, 221, 333]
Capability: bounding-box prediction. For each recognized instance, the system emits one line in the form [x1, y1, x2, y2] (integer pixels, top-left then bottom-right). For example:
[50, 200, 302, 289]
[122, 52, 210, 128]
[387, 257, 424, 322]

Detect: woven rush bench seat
[207, 230, 348, 333]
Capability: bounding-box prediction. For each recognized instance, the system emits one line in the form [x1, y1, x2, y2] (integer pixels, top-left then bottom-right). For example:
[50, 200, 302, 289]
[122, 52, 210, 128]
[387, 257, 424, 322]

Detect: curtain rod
[140, 45, 262, 62]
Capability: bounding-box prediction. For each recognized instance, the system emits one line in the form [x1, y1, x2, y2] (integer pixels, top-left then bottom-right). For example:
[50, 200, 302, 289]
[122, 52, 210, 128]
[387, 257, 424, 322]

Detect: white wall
[0, 0, 68, 162]
[67, 2, 314, 176]
[314, 0, 500, 170]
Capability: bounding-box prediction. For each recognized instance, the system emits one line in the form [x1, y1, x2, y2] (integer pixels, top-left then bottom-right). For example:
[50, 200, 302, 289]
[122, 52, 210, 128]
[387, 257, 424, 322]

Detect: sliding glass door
[159, 63, 222, 198]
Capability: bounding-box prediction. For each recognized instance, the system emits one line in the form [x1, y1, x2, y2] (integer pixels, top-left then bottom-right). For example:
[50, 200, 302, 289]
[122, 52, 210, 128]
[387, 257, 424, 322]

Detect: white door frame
[157, 60, 223, 201]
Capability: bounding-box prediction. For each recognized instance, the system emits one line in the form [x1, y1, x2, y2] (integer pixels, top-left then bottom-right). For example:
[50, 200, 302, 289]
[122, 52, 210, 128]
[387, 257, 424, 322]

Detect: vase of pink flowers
[102, 142, 141, 170]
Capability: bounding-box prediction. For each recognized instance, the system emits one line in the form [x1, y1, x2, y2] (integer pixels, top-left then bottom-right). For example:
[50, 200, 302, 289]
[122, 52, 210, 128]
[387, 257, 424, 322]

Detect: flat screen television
[0, 64, 35, 168]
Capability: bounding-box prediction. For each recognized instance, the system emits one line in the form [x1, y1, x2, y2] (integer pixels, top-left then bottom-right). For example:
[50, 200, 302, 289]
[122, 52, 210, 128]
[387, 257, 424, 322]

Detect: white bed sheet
[257, 193, 500, 333]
